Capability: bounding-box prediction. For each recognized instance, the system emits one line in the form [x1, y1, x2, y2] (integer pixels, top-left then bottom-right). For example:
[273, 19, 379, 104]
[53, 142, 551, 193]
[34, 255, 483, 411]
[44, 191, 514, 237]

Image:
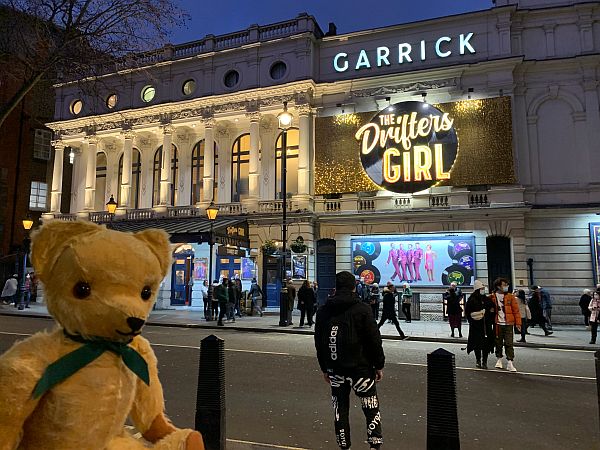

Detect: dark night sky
[171, 0, 494, 44]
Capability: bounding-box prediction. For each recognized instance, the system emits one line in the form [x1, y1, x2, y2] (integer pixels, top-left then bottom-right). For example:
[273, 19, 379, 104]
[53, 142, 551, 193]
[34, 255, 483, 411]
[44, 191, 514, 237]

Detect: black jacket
[298, 285, 316, 310]
[445, 290, 462, 315]
[381, 288, 397, 315]
[314, 290, 385, 373]
[465, 291, 495, 355]
[580, 294, 592, 315]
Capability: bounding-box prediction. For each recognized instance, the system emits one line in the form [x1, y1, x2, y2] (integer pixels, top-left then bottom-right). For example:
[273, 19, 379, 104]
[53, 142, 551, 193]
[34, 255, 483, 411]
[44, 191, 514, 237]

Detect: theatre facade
[45, 0, 600, 322]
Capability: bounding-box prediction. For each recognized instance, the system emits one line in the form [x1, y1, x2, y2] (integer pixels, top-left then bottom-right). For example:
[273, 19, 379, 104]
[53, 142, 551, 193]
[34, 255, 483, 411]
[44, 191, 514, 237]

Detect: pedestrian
[515, 289, 531, 343]
[377, 281, 406, 338]
[314, 271, 385, 450]
[298, 280, 316, 327]
[233, 274, 243, 318]
[200, 280, 209, 320]
[216, 278, 230, 326]
[211, 280, 219, 320]
[532, 285, 553, 330]
[22, 273, 32, 309]
[248, 278, 264, 317]
[528, 287, 553, 336]
[444, 283, 463, 338]
[588, 290, 600, 344]
[491, 278, 521, 372]
[401, 282, 412, 323]
[579, 289, 592, 328]
[1, 274, 18, 306]
[465, 280, 495, 369]
[370, 283, 380, 320]
[286, 278, 296, 326]
[29, 271, 38, 303]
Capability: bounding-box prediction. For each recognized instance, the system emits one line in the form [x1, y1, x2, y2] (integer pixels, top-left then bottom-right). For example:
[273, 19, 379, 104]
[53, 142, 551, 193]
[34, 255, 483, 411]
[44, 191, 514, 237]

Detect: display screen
[590, 223, 600, 286]
[351, 234, 476, 287]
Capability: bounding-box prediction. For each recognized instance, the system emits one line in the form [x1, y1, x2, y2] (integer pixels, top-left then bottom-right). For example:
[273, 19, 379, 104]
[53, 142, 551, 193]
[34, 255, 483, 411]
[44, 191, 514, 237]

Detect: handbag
[470, 309, 485, 321]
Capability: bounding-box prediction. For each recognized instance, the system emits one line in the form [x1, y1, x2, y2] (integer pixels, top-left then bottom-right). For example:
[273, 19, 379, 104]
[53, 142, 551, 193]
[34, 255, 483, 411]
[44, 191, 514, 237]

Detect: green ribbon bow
[32, 332, 149, 399]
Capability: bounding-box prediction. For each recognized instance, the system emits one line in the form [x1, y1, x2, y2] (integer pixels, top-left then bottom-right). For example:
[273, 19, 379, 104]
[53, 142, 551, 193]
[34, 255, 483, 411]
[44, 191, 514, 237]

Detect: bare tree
[0, 0, 189, 127]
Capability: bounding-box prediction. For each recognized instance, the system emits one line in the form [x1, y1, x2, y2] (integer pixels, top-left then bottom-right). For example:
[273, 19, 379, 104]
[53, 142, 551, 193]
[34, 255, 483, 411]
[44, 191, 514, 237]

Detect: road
[0, 316, 598, 450]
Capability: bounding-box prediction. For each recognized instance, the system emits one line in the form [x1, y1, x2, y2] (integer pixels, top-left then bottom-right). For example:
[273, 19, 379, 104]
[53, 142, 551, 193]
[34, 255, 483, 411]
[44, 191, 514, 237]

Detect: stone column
[84, 136, 98, 210]
[296, 104, 312, 209]
[159, 125, 173, 206]
[202, 117, 216, 205]
[49, 140, 65, 213]
[246, 111, 261, 211]
[120, 130, 135, 209]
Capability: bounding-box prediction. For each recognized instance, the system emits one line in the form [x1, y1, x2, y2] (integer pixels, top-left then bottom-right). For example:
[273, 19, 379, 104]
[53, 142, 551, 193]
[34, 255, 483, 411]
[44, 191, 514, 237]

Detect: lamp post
[277, 101, 293, 326]
[106, 195, 117, 229]
[206, 201, 219, 318]
[18, 216, 34, 310]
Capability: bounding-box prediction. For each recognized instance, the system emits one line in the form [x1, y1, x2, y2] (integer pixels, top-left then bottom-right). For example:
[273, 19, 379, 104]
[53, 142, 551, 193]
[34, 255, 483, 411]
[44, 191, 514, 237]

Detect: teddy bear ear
[134, 229, 172, 277]
[31, 220, 101, 280]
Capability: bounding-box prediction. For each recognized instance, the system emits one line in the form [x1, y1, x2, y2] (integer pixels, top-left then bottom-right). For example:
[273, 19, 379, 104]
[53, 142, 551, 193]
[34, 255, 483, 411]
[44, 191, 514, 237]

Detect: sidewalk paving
[1, 303, 597, 351]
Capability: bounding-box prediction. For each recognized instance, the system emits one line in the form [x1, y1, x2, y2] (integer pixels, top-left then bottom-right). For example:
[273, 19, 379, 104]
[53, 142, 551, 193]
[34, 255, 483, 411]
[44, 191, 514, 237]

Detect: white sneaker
[507, 361, 517, 372]
[495, 358, 504, 369]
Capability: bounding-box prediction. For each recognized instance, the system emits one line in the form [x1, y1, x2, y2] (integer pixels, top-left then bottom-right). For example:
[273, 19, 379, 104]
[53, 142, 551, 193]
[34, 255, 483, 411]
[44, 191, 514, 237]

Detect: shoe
[400, 334, 407, 340]
[495, 358, 504, 369]
[451, 333, 455, 338]
[545, 331, 553, 336]
[517, 339, 526, 343]
[459, 332, 463, 338]
[507, 361, 517, 372]
[25, 306, 30, 309]
[482, 362, 488, 370]
[476, 361, 482, 369]
[260, 312, 263, 317]
[217, 322, 224, 326]
[590, 340, 596, 344]
[232, 319, 236, 323]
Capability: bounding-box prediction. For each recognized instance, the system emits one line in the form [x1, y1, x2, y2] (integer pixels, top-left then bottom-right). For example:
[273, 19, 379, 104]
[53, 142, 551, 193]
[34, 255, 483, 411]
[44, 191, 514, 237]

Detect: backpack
[320, 305, 362, 370]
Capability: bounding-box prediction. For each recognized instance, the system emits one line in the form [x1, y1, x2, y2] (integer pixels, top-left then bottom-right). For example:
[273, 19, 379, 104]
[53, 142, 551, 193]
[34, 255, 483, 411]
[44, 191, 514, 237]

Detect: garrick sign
[356, 101, 458, 194]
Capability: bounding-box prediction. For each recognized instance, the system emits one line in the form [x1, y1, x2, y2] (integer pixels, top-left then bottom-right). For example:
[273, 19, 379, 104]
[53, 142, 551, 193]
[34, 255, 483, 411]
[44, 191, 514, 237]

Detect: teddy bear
[0, 220, 204, 450]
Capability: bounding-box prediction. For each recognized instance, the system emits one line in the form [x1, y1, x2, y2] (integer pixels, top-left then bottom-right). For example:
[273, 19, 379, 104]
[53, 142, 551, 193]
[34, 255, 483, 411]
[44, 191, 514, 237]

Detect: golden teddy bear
[0, 220, 204, 450]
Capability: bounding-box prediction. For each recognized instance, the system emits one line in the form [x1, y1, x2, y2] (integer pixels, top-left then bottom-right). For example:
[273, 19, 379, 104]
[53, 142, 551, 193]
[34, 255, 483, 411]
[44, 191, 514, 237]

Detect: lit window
[29, 181, 48, 210]
[223, 70, 239, 88]
[182, 79, 196, 96]
[106, 94, 118, 109]
[141, 85, 155, 103]
[70, 99, 82, 115]
[270, 61, 287, 80]
[33, 129, 52, 160]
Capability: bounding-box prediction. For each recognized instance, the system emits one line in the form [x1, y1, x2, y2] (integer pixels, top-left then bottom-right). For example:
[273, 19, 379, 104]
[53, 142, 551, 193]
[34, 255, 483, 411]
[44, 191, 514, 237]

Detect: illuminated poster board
[193, 258, 208, 280]
[241, 257, 256, 280]
[590, 223, 600, 286]
[292, 255, 308, 280]
[351, 234, 476, 287]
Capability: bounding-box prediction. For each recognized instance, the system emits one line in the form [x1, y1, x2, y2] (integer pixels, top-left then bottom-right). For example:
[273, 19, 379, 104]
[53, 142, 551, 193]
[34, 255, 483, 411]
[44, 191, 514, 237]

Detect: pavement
[1, 302, 597, 351]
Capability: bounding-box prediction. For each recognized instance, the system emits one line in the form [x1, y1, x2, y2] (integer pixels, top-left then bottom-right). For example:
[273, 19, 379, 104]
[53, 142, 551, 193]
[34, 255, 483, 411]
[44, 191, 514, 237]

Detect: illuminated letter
[420, 40, 426, 61]
[435, 36, 452, 58]
[398, 43, 412, 63]
[413, 145, 433, 181]
[376, 47, 390, 67]
[383, 148, 401, 183]
[459, 33, 475, 55]
[434, 143, 450, 179]
[333, 53, 348, 72]
[355, 123, 381, 155]
[355, 50, 371, 70]
[402, 151, 411, 181]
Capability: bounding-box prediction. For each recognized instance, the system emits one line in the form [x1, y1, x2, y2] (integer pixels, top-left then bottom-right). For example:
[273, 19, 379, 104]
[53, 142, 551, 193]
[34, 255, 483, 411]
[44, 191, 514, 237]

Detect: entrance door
[317, 239, 336, 306]
[486, 236, 513, 288]
[263, 255, 281, 308]
[216, 256, 241, 281]
[171, 251, 193, 306]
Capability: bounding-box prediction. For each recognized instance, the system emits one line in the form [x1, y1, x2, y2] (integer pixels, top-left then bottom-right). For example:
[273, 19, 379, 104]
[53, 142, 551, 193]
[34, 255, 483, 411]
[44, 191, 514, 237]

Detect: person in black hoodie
[314, 271, 385, 450]
[580, 289, 592, 327]
[465, 280, 495, 369]
[298, 280, 316, 327]
[377, 281, 407, 339]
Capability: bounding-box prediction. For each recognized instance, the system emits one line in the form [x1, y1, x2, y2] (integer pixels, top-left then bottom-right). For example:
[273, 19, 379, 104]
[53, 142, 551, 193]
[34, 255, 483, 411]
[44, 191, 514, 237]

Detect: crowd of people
[1, 272, 37, 309]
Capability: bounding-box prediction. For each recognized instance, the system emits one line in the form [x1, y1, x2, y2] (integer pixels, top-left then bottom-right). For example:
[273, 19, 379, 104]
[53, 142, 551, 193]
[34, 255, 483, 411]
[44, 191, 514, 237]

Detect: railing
[469, 193, 490, 207]
[259, 20, 299, 40]
[127, 209, 156, 220]
[173, 41, 205, 58]
[167, 206, 199, 217]
[357, 199, 375, 211]
[215, 31, 250, 50]
[52, 213, 78, 221]
[218, 203, 245, 215]
[395, 197, 412, 208]
[258, 200, 294, 213]
[429, 195, 449, 208]
[90, 212, 112, 222]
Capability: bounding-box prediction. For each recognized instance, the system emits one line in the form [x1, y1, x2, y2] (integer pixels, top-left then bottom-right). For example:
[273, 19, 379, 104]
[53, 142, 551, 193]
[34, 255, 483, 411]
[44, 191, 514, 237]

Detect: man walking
[532, 285, 553, 330]
[315, 271, 385, 450]
[215, 278, 230, 326]
[491, 278, 521, 372]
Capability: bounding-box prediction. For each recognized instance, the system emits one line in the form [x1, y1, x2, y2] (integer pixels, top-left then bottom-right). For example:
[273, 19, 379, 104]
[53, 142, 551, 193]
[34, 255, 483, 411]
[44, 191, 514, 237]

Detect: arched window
[275, 128, 299, 199]
[152, 144, 178, 206]
[94, 152, 108, 211]
[117, 148, 142, 208]
[191, 140, 219, 204]
[231, 134, 251, 203]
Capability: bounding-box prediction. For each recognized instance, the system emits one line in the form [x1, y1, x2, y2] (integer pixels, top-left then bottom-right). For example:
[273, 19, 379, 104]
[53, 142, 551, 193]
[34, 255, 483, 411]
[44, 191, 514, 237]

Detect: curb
[1, 311, 597, 352]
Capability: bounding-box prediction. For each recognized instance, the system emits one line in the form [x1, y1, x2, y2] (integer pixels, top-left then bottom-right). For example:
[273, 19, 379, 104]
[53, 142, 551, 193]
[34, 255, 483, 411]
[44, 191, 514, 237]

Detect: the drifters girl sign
[356, 101, 458, 194]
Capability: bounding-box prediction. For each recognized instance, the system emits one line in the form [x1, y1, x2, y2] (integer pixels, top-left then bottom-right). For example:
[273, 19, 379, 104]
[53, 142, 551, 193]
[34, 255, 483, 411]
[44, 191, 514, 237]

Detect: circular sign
[356, 101, 458, 194]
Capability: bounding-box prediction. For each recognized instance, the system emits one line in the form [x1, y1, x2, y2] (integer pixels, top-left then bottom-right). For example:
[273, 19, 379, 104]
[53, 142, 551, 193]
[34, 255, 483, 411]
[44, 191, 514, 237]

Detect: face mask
[480, 288, 486, 294]
[502, 286, 509, 293]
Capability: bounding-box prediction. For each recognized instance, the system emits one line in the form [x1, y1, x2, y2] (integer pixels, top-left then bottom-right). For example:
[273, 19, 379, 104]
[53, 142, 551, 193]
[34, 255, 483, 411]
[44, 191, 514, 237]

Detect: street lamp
[106, 195, 117, 228]
[18, 216, 34, 310]
[277, 101, 293, 326]
[206, 201, 219, 320]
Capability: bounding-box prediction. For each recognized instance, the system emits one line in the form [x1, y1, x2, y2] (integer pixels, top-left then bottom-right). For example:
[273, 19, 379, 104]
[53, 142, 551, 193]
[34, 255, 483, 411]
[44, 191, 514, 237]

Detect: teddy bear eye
[141, 286, 152, 301]
[73, 281, 91, 299]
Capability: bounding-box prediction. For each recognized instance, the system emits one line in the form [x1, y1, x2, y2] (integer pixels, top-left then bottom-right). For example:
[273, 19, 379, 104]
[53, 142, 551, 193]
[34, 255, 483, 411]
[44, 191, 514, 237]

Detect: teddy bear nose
[126, 317, 145, 332]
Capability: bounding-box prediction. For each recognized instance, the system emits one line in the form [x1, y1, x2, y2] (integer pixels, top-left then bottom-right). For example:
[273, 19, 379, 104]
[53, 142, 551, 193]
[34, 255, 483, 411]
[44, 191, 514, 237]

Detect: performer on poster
[387, 243, 401, 281]
[406, 244, 415, 282]
[413, 243, 423, 281]
[425, 244, 437, 282]
[399, 244, 409, 282]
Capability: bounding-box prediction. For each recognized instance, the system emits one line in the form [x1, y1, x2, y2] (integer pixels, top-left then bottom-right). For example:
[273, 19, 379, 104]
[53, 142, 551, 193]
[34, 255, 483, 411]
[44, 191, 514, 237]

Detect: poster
[590, 223, 600, 286]
[241, 257, 256, 280]
[292, 254, 308, 280]
[193, 258, 208, 280]
[351, 234, 476, 287]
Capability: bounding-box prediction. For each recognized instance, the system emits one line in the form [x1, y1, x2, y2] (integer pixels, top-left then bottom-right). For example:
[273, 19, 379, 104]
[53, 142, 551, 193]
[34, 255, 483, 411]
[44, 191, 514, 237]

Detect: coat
[589, 297, 600, 323]
[381, 288, 397, 315]
[490, 292, 522, 332]
[465, 291, 495, 355]
[214, 284, 229, 304]
[528, 292, 546, 325]
[579, 294, 592, 316]
[444, 290, 462, 315]
[297, 285, 316, 311]
[1, 277, 18, 298]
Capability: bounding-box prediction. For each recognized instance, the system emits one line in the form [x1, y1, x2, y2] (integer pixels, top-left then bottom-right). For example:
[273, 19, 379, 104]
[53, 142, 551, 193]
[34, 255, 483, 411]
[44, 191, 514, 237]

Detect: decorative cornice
[296, 104, 312, 116]
[85, 135, 99, 145]
[51, 140, 65, 150]
[351, 78, 457, 98]
[201, 117, 216, 128]
[121, 130, 136, 140]
[245, 111, 261, 122]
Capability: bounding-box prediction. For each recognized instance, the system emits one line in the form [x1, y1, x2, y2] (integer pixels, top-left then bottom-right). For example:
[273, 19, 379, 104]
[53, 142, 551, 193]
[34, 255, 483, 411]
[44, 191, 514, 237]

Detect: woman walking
[211, 281, 219, 320]
[370, 283, 380, 320]
[200, 280, 210, 320]
[298, 280, 316, 327]
[528, 289, 553, 336]
[515, 290, 531, 343]
[377, 282, 406, 338]
[588, 290, 600, 344]
[445, 283, 463, 337]
[401, 282, 412, 323]
[465, 280, 494, 369]
[580, 289, 592, 328]
[248, 278, 264, 317]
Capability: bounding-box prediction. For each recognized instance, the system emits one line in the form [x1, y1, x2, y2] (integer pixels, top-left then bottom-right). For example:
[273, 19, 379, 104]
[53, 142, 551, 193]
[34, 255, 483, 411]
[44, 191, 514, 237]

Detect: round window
[270, 61, 287, 80]
[182, 79, 196, 96]
[223, 70, 239, 88]
[106, 94, 118, 109]
[141, 85, 155, 103]
[70, 99, 83, 115]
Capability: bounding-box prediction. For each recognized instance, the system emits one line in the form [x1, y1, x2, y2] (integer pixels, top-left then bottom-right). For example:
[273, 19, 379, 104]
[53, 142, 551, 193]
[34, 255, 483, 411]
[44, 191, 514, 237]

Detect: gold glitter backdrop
[314, 96, 515, 195]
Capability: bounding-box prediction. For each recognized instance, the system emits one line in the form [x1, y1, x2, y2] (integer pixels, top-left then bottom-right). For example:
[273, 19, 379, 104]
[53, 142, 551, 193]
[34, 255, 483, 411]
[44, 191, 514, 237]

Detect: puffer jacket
[490, 292, 522, 332]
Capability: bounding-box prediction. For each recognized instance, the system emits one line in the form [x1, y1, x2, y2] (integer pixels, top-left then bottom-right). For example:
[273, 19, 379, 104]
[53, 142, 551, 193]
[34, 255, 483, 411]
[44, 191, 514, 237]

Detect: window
[270, 61, 287, 80]
[33, 129, 52, 160]
[70, 99, 82, 115]
[275, 128, 299, 199]
[117, 149, 142, 208]
[182, 79, 196, 96]
[106, 94, 118, 109]
[223, 70, 239, 88]
[29, 181, 48, 210]
[231, 134, 251, 202]
[141, 85, 156, 103]
[152, 144, 178, 206]
[191, 140, 218, 204]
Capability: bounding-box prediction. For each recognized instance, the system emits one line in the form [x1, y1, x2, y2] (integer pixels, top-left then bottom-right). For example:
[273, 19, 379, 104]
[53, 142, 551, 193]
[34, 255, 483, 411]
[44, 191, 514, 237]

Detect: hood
[327, 290, 359, 314]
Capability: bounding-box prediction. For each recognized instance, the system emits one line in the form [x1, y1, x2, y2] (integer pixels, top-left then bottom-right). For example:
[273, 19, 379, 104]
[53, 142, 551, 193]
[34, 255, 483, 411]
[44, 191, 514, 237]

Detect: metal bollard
[596, 350, 600, 433]
[427, 348, 460, 450]
[195, 335, 226, 450]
